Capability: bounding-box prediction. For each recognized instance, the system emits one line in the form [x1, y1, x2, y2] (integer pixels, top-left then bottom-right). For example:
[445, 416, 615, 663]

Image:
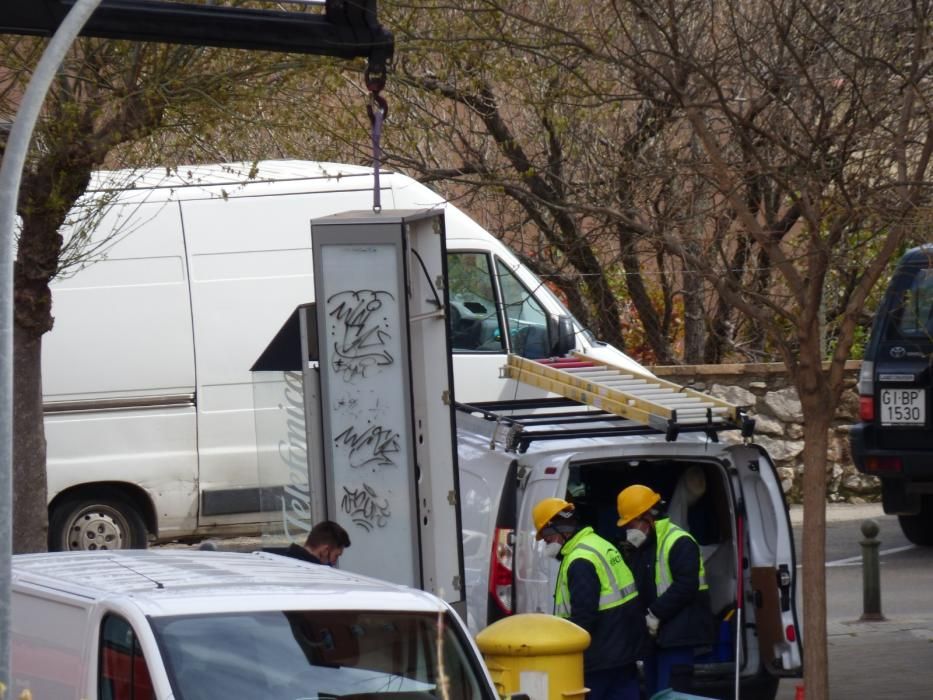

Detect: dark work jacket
[561, 547, 647, 672]
[628, 526, 715, 649]
[264, 543, 324, 565]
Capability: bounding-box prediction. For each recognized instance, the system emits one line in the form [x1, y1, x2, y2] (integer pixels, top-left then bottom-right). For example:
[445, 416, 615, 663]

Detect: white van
[42, 160, 644, 551]
[455, 398, 802, 699]
[10, 549, 497, 700]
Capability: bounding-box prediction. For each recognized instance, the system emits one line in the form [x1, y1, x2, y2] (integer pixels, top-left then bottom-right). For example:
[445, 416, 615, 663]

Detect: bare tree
[301, 2, 932, 695]
[1, 36, 336, 553]
[615, 2, 933, 696]
[284, 0, 695, 360]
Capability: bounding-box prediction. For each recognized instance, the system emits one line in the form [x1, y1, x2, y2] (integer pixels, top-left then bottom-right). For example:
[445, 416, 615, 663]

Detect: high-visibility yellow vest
[654, 518, 708, 595]
[554, 527, 638, 618]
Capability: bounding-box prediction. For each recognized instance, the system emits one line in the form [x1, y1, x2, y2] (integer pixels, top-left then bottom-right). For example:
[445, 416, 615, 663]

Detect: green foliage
[848, 324, 871, 361]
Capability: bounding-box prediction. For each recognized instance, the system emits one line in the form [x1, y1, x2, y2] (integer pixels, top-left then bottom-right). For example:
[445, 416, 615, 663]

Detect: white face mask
[543, 541, 563, 559]
[625, 528, 648, 548]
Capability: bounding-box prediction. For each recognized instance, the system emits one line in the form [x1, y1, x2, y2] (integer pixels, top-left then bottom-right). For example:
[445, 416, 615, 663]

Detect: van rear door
[459, 450, 517, 633]
[728, 443, 802, 677]
[513, 453, 576, 618]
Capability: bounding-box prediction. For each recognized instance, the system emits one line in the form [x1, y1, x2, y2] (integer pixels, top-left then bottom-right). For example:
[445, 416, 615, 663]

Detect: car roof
[80, 160, 419, 208]
[85, 160, 376, 191]
[899, 243, 933, 266]
[12, 550, 446, 617]
[76, 159, 482, 242]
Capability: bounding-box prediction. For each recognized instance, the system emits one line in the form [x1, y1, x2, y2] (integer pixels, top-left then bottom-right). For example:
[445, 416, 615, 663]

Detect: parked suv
[851, 243, 933, 545]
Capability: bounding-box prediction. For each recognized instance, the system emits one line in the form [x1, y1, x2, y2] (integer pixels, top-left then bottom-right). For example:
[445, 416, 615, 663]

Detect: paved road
[775, 504, 933, 699]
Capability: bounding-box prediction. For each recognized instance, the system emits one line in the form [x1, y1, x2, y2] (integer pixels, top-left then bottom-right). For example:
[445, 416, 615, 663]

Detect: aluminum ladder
[504, 353, 754, 440]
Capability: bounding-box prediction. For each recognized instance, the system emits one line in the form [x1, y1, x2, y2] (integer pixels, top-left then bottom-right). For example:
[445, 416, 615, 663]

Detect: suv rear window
[887, 266, 933, 340]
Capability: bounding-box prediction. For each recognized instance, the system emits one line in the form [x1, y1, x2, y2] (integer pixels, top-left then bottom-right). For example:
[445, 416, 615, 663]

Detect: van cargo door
[728, 443, 803, 677]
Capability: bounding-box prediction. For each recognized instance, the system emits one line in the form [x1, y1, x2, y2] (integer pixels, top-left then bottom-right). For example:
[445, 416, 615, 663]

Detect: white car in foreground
[11, 549, 498, 700]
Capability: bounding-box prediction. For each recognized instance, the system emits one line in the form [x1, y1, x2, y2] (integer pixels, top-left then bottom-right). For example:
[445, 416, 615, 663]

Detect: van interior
[566, 459, 739, 664]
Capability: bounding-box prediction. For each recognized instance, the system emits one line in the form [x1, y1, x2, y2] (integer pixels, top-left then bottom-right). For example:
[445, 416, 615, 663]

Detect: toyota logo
[890, 346, 907, 359]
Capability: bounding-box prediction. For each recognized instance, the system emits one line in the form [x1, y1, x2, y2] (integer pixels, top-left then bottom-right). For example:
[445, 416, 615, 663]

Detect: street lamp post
[0, 0, 103, 687]
[0, 2, 393, 689]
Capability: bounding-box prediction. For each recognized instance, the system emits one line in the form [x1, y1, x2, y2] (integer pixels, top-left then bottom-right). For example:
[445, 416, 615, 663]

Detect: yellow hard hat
[533, 498, 574, 539]
[617, 485, 661, 526]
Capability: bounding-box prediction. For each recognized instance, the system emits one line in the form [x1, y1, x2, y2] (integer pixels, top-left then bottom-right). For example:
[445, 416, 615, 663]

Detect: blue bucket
[694, 616, 734, 663]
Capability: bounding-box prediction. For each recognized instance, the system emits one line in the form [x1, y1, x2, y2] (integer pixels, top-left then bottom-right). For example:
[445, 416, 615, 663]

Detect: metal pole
[0, 0, 102, 689]
[733, 512, 744, 700]
[859, 519, 884, 621]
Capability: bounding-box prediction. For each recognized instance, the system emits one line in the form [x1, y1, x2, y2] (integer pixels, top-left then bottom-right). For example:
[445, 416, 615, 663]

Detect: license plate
[880, 388, 926, 426]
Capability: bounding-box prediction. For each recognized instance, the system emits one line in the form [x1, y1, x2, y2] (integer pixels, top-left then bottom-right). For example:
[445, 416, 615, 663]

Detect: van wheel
[897, 498, 933, 546]
[49, 492, 148, 551]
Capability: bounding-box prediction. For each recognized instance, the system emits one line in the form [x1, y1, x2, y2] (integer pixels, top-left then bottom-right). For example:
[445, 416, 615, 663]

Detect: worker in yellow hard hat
[532, 497, 644, 700]
[617, 484, 714, 696]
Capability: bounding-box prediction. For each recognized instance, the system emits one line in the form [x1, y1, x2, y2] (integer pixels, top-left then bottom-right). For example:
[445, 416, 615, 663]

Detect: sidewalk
[778, 501, 933, 698]
[775, 613, 933, 699]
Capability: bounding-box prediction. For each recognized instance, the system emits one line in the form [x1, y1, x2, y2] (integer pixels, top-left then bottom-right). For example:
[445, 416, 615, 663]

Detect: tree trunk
[797, 373, 832, 699]
[618, 230, 675, 364]
[701, 298, 731, 364]
[12, 323, 48, 553]
[703, 239, 750, 363]
[681, 253, 705, 364]
[548, 277, 593, 341]
[746, 248, 772, 358]
[553, 244, 626, 351]
[586, 279, 627, 352]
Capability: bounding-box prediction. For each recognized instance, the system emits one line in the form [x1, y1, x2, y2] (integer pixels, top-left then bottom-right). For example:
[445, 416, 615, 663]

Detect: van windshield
[151, 610, 491, 700]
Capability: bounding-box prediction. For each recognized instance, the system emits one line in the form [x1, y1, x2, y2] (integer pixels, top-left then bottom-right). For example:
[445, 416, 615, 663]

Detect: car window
[447, 252, 505, 352]
[152, 610, 491, 700]
[99, 615, 155, 700]
[892, 267, 933, 339]
[495, 259, 549, 359]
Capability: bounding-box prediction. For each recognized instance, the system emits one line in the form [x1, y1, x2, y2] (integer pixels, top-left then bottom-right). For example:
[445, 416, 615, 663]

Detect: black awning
[251, 303, 317, 372]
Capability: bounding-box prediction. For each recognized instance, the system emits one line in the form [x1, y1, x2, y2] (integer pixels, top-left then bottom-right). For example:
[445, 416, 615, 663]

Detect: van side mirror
[547, 314, 576, 356]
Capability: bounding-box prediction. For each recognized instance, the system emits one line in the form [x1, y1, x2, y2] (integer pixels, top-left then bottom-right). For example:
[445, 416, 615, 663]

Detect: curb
[788, 503, 884, 527]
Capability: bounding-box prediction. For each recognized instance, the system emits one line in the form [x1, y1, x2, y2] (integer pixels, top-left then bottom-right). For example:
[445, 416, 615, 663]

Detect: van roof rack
[456, 396, 754, 453]
[462, 353, 756, 449]
[455, 398, 681, 452]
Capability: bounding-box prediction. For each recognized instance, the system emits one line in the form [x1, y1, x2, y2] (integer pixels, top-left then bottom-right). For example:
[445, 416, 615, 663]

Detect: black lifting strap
[366, 45, 390, 213]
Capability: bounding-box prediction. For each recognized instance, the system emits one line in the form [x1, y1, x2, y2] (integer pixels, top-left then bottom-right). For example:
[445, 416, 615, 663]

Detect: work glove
[645, 610, 660, 638]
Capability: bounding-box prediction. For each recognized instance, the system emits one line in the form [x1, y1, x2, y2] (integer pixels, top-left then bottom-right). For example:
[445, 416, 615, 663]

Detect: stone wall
[648, 361, 880, 504]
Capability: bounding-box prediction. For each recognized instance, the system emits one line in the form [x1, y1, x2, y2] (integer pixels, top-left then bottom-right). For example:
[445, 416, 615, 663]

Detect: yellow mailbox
[475, 613, 590, 700]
